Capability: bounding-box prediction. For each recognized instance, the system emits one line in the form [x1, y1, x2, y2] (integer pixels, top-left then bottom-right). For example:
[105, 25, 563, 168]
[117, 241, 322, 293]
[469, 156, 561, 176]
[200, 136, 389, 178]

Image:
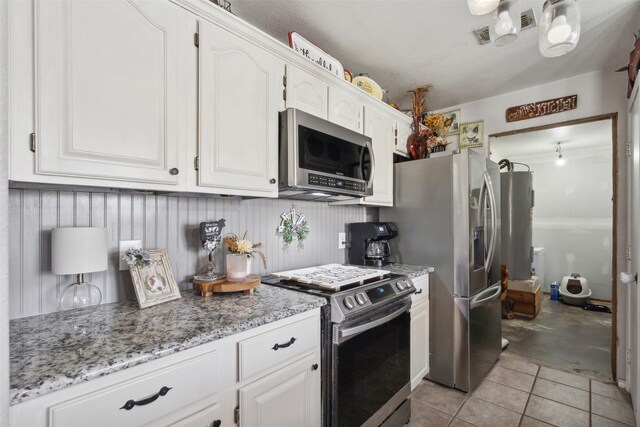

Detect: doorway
[489, 114, 618, 381]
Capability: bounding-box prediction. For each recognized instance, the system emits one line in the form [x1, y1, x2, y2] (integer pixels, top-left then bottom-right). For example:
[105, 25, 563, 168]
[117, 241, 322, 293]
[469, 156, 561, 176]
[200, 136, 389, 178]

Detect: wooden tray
[193, 274, 260, 297]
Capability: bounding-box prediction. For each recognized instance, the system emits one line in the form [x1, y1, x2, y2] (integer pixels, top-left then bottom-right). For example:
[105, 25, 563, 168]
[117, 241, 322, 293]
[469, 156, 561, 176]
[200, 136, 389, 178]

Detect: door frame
[489, 112, 619, 380]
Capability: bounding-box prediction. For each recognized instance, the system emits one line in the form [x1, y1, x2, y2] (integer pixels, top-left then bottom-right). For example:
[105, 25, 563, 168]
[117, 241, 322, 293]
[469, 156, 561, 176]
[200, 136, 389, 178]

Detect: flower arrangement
[421, 112, 451, 153]
[122, 248, 158, 269]
[224, 232, 267, 268]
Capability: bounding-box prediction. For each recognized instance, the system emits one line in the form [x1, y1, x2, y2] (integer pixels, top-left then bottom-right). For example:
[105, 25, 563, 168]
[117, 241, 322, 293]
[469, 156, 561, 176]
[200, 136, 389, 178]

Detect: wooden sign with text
[506, 95, 578, 123]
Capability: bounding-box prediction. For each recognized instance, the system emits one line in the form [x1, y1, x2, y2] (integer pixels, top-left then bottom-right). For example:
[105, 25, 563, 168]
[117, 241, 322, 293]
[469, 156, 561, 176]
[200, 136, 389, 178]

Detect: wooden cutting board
[192, 275, 260, 297]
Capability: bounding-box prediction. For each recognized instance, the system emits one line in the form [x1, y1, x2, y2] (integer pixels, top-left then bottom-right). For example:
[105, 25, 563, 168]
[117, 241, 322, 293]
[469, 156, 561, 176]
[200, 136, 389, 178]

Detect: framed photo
[459, 120, 484, 149]
[128, 249, 181, 308]
[440, 109, 460, 135]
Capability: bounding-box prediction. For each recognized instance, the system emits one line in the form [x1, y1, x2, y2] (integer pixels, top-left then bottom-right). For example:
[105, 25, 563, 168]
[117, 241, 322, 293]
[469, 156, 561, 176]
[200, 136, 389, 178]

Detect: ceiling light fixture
[555, 142, 566, 166]
[467, 0, 500, 15]
[539, 0, 581, 57]
[489, 0, 521, 47]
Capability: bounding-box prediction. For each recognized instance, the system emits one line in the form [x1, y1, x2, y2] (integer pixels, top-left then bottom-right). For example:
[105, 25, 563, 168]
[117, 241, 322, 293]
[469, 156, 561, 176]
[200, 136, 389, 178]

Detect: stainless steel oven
[279, 108, 374, 201]
[262, 267, 414, 427]
[331, 299, 411, 427]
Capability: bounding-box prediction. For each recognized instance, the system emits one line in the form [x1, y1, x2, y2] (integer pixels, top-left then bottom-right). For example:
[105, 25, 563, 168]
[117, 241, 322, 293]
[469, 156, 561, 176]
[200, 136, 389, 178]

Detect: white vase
[226, 254, 251, 282]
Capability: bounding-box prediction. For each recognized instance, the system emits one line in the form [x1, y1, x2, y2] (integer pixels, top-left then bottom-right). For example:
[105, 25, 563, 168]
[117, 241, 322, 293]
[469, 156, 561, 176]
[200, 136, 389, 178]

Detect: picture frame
[440, 109, 461, 135]
[128, 249, 181, 309]
[459, 120, 484, 149]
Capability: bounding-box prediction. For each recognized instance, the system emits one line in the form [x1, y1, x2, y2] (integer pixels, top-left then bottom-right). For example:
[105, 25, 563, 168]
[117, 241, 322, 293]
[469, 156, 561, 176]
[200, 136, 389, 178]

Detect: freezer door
[453, 283, 502, 392]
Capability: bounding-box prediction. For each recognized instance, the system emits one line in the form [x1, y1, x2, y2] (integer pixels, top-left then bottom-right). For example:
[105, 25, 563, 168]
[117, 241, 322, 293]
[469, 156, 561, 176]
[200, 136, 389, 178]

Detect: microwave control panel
[308, 173, 365, 192]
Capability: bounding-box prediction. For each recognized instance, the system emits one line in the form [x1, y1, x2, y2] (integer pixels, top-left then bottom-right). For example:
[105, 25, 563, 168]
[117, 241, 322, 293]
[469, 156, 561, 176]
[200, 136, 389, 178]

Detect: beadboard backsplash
[8, 189, 375, 319]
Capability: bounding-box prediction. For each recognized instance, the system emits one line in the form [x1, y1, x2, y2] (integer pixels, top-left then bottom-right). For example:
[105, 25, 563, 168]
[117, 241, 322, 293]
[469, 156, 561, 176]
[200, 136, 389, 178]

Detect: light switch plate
[119, 240, 142, 271]
[338, 232, 346, 249]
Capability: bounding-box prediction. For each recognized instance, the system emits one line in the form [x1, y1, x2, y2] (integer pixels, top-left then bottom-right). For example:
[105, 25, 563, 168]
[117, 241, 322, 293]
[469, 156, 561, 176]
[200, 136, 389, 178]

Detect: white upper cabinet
[395, 117, 412, 157]
[328, 86, 364, 133]
[30, 0, 191, 189]
[196, 19, 283, 197]
[285, 65, 328, 119]
[362, 107, 394, 206]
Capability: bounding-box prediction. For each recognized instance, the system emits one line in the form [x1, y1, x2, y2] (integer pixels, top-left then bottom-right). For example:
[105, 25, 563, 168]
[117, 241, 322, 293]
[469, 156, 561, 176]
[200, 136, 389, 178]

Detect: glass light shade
[489, 0, 521, 47]
[556, 154, 566, 166]
[467, 0, 500, 15]
[539, 0, 580, 58]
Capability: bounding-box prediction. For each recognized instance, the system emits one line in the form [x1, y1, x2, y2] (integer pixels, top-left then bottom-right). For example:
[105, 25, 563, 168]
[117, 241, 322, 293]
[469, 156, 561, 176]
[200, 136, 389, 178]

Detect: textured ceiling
[229, 0, 640, 110]
[490, 118, 612, 159]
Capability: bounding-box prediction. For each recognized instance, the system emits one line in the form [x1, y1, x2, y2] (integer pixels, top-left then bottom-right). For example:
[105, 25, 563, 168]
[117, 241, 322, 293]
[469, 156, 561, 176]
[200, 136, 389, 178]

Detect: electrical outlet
[338, 232, 346, 249]
[119, 240, 142, 270]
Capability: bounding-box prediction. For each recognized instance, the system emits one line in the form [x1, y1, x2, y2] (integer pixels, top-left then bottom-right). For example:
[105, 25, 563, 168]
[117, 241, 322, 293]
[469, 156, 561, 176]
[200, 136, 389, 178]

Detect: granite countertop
[10, 286, 326, 406]
[361, 263, 434, 279]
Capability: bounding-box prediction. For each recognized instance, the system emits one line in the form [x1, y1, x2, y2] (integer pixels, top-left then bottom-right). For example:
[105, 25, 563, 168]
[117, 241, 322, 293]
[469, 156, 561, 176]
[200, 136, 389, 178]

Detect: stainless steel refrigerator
[380, 149, 501, 392]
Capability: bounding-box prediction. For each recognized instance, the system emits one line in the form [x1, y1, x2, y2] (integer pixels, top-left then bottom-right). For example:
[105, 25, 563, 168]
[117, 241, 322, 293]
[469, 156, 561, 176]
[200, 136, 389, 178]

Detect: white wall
[505, 147, 613, 299]
[0, 0, 10, 422]
[442, 69, 628, 380]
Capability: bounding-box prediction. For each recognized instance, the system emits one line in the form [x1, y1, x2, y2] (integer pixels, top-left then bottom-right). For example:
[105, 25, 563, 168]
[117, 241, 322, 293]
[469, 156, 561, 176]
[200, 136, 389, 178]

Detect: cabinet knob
[169, 168, 179, 176]
[311, 363, 319, 371]
[269, 178, 276, 184]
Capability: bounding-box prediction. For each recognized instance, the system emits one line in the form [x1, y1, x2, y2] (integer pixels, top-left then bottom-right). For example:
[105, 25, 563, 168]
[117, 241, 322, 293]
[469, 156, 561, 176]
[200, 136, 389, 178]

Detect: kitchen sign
[505, 95, 578, 123]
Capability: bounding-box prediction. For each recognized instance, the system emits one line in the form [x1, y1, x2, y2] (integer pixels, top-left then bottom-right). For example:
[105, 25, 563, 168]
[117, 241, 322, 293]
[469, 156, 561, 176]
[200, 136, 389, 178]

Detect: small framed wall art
[440, 109, 460, 135]
[459, 120, 484, 149]
[124, 249, 181, 309]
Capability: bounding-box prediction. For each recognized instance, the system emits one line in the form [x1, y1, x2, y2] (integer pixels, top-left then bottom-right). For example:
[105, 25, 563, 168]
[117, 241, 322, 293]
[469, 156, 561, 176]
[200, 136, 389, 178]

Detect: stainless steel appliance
[263, 264, 414, 427]
[500, 169, 534, 280]
[347, 222, 399, 267]
[380, 149, 501, 392]
[279, 108, 374, 201]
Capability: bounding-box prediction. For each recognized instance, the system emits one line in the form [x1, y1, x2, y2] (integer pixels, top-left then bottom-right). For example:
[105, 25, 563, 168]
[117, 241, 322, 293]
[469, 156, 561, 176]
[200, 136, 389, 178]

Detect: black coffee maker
[347, 222, 398, 267]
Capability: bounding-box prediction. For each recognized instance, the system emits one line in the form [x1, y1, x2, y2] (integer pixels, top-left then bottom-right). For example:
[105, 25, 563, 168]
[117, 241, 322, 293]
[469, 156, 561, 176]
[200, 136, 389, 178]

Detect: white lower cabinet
[10, 309, 321, 427]
[239, 353, 320, 427]
[410, 274, 430, 391]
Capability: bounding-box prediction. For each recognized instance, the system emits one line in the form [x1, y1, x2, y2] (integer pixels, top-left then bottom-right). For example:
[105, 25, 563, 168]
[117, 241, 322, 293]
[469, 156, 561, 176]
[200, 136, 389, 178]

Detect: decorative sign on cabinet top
[288, 32, 344, 79]
[505, 95, 578, 123]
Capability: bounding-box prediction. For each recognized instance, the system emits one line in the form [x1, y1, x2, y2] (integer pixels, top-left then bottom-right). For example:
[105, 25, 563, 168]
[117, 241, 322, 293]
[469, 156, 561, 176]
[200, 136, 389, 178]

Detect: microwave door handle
[362, 140, 375, 192]
[483, 172, 498, 273]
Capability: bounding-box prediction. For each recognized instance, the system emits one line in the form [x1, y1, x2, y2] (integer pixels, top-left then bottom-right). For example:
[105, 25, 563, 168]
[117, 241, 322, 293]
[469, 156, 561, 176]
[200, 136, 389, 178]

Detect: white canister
[226, 254, 251, 282]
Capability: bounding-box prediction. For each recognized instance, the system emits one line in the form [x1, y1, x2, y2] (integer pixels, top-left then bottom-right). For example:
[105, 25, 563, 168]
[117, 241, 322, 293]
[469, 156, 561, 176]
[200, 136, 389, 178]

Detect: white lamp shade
[52, 227, 108, 275]
[467, 0, 500, 15]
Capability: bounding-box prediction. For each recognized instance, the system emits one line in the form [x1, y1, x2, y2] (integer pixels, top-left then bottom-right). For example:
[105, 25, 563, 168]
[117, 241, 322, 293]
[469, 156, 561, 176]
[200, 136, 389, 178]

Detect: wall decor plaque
[506, 95, 577, 123]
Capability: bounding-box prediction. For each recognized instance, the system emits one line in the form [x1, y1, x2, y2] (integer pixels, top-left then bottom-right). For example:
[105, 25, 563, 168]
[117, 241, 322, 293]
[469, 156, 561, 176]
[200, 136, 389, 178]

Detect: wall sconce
[555, 142, 566, 166]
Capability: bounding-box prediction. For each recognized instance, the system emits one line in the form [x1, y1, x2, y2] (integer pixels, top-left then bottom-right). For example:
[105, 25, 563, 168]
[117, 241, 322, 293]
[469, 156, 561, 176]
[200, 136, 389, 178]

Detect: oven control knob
[404, 280, 413, 288]
[396, 281, 406, 291]
[355, 293, 367, 305]
[343, 296, 356, 310]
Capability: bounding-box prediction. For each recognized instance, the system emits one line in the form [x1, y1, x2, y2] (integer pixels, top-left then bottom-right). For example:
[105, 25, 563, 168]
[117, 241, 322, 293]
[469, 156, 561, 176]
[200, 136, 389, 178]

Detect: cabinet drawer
[239, 314, 319, 381]
[48, 351, 219, 427]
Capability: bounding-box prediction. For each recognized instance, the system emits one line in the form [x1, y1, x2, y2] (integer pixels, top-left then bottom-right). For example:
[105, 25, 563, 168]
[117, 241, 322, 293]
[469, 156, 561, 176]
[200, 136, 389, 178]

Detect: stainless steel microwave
[279, 108, 374, 201]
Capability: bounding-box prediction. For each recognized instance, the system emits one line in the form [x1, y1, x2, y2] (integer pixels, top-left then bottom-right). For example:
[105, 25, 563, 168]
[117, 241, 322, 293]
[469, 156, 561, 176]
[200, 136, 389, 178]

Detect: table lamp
[52, 227, 108, 310]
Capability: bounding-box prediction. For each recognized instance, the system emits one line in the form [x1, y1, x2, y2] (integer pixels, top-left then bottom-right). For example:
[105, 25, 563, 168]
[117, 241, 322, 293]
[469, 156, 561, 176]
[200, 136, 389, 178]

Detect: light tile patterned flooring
[409, 353, 636, 427]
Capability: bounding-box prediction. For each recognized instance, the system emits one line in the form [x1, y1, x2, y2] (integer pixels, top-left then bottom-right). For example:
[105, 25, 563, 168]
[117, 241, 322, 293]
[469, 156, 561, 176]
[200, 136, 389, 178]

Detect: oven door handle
[338, 301, 411, 342]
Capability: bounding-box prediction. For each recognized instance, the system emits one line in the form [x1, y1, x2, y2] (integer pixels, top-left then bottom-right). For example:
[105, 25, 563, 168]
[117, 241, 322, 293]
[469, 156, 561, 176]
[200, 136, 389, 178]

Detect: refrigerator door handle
[484, 172, 498, 273]
[470, 283, 501, 309]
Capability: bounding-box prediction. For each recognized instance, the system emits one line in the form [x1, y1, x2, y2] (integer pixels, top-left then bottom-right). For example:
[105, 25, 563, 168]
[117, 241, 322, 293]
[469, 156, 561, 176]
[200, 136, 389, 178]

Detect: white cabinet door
[395, 118, 413, 157]
[410, 299, 429, 391]
[328, 86, 364, 133]
[362, 107, 394, 206]
[285, 65, 328, 119]
[197, 20, 282, 197]
[34, 0, 190, 188]
[240, 353, 320, 427]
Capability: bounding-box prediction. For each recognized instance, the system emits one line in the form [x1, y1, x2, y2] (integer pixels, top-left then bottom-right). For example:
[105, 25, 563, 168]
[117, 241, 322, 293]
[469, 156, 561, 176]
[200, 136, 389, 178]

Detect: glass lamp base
[59, 281, 102, 311]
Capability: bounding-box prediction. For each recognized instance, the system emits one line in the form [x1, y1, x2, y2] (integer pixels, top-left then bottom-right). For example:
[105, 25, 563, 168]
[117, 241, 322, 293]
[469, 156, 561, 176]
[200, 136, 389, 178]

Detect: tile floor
[408, 353, 636, 427]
